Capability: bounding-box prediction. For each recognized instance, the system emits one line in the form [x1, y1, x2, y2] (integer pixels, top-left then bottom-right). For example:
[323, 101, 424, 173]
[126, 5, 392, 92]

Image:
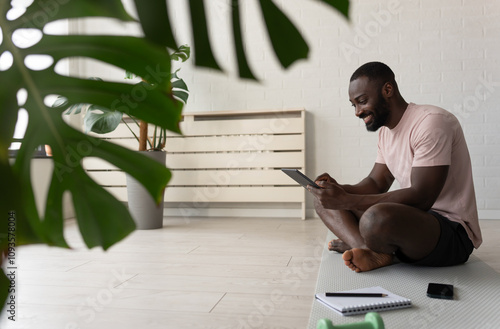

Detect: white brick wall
[168, 0, 500, 219]
[81, 0, 500, 219]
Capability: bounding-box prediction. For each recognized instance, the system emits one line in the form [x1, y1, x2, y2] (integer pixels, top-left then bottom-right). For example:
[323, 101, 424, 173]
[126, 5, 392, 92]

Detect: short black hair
[350, 62, 395, 88]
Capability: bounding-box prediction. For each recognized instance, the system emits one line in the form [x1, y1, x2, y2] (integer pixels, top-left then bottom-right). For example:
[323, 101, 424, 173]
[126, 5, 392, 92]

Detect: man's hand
[314, 173, 338, 185]
[308, 174, 350, 210]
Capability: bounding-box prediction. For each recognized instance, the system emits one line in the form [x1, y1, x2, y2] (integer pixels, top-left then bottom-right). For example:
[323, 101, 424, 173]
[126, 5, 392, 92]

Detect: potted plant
[62, 45, 190, 229]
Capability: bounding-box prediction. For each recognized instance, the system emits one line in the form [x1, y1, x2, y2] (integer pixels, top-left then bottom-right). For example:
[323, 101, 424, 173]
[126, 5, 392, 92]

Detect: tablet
[281, 169, 321, 189]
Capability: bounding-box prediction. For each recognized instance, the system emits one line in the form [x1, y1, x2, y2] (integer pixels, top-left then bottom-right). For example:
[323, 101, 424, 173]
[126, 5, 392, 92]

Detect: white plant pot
[126, 151, 166, 230]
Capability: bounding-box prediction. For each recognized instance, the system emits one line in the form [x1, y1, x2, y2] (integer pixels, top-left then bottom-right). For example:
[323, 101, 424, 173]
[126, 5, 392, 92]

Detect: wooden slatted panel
[84, 152, 304, 171]
[83, 157, 119, 171]
[84, 108, 307, 218]
[177, 117, 303, 136]
[165, 186, 304, 203]
[99, 137, 304, 156]
[101, 138, 138, 150]
[166, 152, 304, 170]
[166, 134, 304, 153]
[89, 131, 303, 153]
[87, 169, 302, 187]
[168, 169, 298, 186]
[105, 186, 304, 203]
[90, 111, 303, 138]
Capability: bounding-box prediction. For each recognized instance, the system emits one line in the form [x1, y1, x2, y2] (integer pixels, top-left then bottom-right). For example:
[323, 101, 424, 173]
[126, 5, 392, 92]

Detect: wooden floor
[2, 217, 499, 329]
[471, 219, 500, 272]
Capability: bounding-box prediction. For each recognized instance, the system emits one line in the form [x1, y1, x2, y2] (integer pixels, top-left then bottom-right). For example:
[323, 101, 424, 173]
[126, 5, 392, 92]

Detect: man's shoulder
[409, 103, 453, 117]
[406, 103, 464, 145]
[408, 103, 459, 126]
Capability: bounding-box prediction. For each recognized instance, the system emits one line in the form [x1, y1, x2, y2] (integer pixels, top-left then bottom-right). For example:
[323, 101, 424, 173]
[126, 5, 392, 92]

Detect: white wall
[78, 0, 500, 219]
[161, 0, 499, 219]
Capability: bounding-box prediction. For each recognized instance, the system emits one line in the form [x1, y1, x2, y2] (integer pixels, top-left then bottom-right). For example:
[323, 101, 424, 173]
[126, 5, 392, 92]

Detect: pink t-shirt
[376, 103, 482, 248]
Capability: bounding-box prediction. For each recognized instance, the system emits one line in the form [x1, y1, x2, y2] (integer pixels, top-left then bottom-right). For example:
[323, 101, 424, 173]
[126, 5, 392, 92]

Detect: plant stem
[153, 125, 158, 149]
[121, 118, 140, 141]
[139, 120, 148, 151]
[160, 129, 167, 149]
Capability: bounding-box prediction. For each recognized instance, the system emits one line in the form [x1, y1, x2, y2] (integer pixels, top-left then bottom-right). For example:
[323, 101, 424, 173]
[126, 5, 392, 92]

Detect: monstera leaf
[0, 0, 350, 311]
[134, 0, 349, 79]
[0, 0, 183, 257]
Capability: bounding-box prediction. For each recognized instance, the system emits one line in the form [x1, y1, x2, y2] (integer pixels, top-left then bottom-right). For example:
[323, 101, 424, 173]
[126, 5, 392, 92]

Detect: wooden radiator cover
[83, 108, 307, 219]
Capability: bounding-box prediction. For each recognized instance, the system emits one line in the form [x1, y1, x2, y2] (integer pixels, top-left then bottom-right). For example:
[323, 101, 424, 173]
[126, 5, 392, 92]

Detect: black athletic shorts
[395, 210, 474, 267]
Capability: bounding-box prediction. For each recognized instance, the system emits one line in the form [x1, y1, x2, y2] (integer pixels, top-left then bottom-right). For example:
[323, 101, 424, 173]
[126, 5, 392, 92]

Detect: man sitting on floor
[309, 62, 482, 272]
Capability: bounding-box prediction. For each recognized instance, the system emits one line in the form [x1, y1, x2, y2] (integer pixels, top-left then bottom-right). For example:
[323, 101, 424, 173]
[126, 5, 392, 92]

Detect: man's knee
[360, 203, 399, 243]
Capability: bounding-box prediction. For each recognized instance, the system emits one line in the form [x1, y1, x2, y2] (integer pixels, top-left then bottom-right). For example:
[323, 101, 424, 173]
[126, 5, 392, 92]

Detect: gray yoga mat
[308, 232, 500, 328]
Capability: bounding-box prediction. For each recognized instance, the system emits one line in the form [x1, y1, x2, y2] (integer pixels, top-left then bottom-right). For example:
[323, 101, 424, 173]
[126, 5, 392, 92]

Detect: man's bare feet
[328, 239, 351, 253]
[342, 248, 393, 272]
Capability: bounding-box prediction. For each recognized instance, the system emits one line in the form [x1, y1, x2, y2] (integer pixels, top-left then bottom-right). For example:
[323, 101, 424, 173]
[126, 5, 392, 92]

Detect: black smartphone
[281, 169, 321, 189]
[427, 283, 454, 300]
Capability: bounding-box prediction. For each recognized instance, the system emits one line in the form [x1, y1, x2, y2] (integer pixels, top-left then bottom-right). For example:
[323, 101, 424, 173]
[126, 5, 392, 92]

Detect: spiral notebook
[315, 286, 412, 316]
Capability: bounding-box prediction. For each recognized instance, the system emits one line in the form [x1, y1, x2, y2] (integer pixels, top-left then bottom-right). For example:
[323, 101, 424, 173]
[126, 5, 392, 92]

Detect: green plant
[62, 45, 190, 151]
[0, 0, 349, 310]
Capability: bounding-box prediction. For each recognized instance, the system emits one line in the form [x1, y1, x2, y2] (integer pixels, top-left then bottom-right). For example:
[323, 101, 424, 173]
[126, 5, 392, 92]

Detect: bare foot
[328, 239, 351, 253]
[342, 248, 393, 272]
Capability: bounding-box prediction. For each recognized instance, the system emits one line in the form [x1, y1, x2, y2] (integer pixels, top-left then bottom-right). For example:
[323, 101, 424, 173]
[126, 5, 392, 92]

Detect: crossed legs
[314, 199, 441, 272]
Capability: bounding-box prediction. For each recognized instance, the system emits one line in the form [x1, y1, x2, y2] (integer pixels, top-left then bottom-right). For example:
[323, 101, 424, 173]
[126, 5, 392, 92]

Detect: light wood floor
[2, 217, 499, 329]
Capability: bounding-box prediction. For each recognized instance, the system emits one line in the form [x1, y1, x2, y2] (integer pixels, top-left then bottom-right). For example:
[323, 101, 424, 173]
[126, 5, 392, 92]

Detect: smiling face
[349, 76, 391, 132]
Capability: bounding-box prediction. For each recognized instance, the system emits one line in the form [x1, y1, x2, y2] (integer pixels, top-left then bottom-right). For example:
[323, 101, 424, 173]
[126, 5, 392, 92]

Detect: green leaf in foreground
[258, 0, 309, 68]
[0, 1, 183, 309]
[318, 0, 350, 20]
[188, 0, 222, 70]
[231, 0, 258, 80]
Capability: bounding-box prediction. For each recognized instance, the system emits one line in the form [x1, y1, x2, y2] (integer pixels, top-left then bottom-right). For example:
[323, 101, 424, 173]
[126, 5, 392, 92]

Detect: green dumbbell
[317, 312, 385, 329]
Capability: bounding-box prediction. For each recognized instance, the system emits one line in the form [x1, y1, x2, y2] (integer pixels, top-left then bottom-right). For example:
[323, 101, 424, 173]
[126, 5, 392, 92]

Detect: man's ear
[382, 82, 394, 98]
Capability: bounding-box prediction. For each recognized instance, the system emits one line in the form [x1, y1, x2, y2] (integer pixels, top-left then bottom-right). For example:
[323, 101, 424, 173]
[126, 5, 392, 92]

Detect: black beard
[366, 95, 390, 132]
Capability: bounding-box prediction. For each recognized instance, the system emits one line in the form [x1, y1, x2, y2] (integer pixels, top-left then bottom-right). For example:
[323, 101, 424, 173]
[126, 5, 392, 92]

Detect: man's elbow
[414, 197, 437, 212]
[417, 202, 433, 212]
[409, 189, 438, 211]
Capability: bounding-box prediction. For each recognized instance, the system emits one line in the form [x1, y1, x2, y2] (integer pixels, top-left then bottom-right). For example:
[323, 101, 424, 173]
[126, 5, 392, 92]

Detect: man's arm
[311, 165, 449, 212]
[340, 163, 395, 195]
[314, 163, 394, 195]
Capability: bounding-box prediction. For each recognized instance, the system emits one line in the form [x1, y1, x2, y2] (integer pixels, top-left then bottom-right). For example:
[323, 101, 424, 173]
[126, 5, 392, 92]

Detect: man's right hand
[309, 175, 350, 210]
[314, 173, 338, 185]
